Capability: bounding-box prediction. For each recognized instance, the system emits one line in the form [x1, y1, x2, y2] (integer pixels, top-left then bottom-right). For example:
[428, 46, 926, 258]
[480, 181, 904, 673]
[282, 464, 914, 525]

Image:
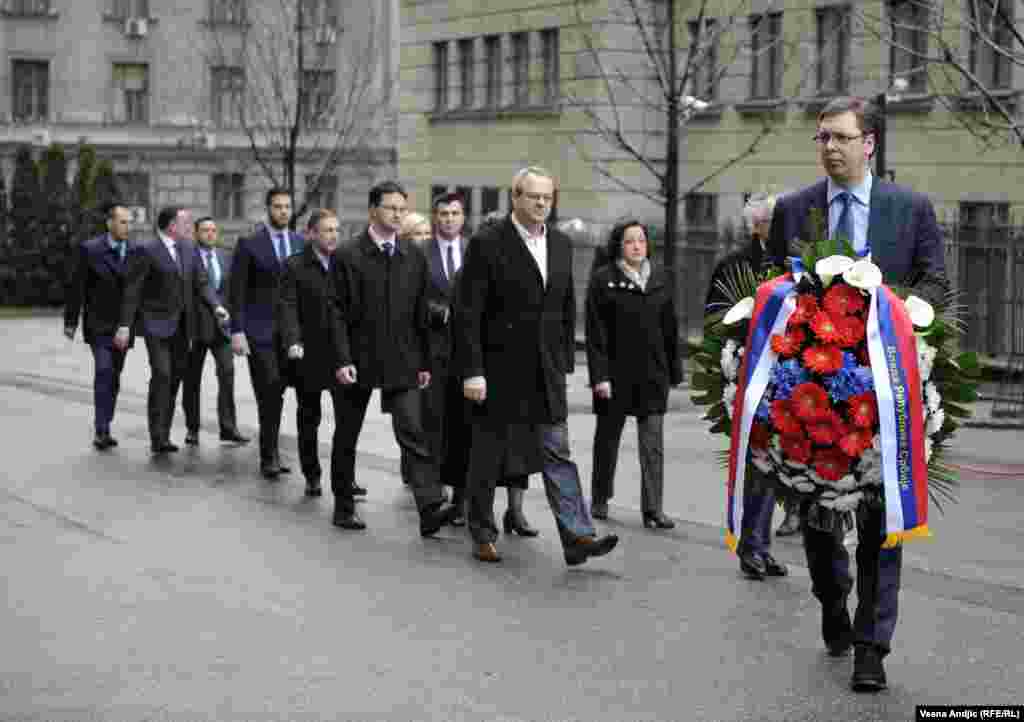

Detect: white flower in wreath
[858, 447, 881, 480]
[815, 255, 855, 288]
[905, 295, 935, 329]
[785, 459, 809, 471]
[925, 437, 934, 463]
[777, 470, 794, 487]
[927, 407, 946, 435]
[917, 338, 938, 382]
[720, 340, 740, 381]
[924, 381, 942, 413]
[723, 383, 738, 419]
[723, 297, 755, 325]
[821, 491, 865, 512]
[829, 474, 858, 492]
[751, 451, 774, 474]
[794, 480, 816, 494]
[842, 259, 883, 291]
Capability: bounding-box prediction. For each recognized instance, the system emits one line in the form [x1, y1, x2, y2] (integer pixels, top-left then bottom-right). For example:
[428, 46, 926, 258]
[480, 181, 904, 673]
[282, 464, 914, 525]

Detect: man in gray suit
[182, 216, 249, 446]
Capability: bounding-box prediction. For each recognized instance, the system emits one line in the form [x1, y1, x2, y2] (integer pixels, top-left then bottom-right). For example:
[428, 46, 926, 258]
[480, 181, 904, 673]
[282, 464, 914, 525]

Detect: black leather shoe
[851, 646, 887, 692]
[420, 502, 458, 537]
[93, 433, 116, 450]
[219, 430, 250, 444]
[261, 461, 281, 480]
[503, 509, 539, 537]
[332, 509, 366, 530]
[351, 484, 367, 497]
[564, 534, 619, 566]
[151, 441, 179, 455]
[185, 431, 199, 446]
[762, 553, 788, 577]
[591, 501, 609, 520]
[827, 639, 853, 657]
[277, 463, 292, 474]
[643, 511, 676, 529]
[739, 550, 767, 580]
[305, 478, 323, 497]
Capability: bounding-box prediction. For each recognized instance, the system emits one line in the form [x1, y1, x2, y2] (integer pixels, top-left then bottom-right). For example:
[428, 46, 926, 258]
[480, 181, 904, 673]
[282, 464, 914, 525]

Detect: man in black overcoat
[456, 166, 619, 566]
[331, 181, 459, 534]
[279, 210, 347, 499]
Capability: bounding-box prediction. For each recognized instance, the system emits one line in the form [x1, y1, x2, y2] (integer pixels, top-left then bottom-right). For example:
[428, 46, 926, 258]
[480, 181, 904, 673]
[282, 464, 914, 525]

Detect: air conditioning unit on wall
[124, 17, 148, 38]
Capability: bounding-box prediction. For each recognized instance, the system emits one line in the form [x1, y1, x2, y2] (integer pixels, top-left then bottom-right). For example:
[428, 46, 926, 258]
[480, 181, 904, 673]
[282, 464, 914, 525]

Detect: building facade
[1, 0, 400, 242]
[400, 0, 1024, 351]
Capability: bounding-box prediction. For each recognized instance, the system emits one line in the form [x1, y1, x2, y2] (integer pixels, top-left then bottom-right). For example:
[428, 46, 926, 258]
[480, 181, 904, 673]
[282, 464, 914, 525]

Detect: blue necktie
[205, 249, 221, 290]
[445, 242, 456, 281]
[833, 192, 855, 249]
[382, 241, 394, 257]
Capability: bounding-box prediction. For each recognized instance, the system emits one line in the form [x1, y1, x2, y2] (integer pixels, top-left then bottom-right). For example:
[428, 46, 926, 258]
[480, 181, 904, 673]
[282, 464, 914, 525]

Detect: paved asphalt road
[1, 317, 1022, 721]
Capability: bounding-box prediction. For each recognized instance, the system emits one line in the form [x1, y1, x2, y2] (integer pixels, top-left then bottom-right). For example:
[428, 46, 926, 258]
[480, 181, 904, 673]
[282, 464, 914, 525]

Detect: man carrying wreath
[766, 96, 948, 692]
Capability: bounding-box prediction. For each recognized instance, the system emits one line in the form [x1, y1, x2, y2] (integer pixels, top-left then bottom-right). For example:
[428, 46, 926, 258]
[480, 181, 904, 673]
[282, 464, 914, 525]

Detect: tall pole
[874, 91, 887, 181]
[664, 0, 679, 289]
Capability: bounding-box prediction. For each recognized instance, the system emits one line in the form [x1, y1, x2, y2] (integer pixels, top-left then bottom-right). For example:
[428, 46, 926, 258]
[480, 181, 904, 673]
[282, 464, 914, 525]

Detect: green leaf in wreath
[942, 401, 973, 419]
[709, 417, 732, 435]
[954, 351, 981, 377]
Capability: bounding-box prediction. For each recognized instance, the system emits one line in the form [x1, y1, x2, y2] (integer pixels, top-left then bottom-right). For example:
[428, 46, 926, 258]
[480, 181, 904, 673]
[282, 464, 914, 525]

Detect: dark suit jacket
[195, 245, 232, 345]
[228, 225, 304, 347]
[425, 235, 469, 369]
[455, 215, 575, 426]
[279, 245, 346, 393]
[767, 177, 949, 304]
[333, 229, 432, 390]
[64, 234, 134, 345]
[120, 237, 220, 341]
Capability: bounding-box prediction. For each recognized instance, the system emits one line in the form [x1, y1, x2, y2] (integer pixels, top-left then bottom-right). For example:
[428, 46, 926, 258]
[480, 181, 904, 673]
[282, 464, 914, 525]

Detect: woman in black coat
[585, 220, 682, 529]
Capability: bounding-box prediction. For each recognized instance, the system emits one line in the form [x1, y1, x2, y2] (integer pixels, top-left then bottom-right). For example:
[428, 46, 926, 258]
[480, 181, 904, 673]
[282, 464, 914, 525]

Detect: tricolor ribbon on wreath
[724, 266, 931, 551]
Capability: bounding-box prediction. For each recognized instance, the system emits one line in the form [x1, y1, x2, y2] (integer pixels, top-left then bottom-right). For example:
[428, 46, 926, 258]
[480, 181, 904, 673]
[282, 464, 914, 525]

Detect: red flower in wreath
[770, 399, 803, 437]
[838, 428, 874, 458]
[770, 326, 806, 357]
[781, 433, 813, 464]
[855, 344, 871, 366]
[810, 311, 844, 344]
[790, 294, 819, 325]
[802, 345, 844, 374]
[806, 418, 839, 446]
[790, 382, 831, 422]
[836, 315, 866, 346]
[823, 283, 866, 317]
[813, 448, 852, 481]
[847, 392, 879, 429]
[749, 422, 772, 450]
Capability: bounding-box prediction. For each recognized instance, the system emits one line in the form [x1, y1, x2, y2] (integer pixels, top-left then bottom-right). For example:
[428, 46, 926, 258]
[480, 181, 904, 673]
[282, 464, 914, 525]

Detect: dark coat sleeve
[119, 244, 149, 329]
[192, 246, 220, 312]
[332, 250, 356, 367]
[64, 240, 88, 331]
[585, 274, 610, 386]
[278, 259, 301, 352]
[562, 255, 576, 374]
[663, 284, 683, 387]
[454, 234, 490, 380]
[907, 193, 950, 306]
[227, 236, 250, 336]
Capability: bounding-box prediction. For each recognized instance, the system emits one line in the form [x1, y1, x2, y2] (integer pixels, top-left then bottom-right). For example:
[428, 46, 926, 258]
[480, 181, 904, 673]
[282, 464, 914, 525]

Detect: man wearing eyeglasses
[330, 180, 460, 536]
[456, 166, 619, 567]
[767, 96, 948, 693]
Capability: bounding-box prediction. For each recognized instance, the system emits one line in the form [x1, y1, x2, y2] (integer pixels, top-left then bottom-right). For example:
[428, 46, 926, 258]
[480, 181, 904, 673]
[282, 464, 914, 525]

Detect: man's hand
[113, 326, 131, 351]
[63, 326, 75, 341]
[336, 365, 357, 385]
[417, 370, 431, 389]
[463, 376, 486, 403]
[231, 333, 250, 357]
[287, 344, 304, 360]
[214, 306, 230, 323]
[594, 381, 612, 399]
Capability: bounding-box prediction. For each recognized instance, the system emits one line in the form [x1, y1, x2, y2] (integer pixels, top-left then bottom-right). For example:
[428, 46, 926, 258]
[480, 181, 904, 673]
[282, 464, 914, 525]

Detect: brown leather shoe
[473, 543, 502, 563]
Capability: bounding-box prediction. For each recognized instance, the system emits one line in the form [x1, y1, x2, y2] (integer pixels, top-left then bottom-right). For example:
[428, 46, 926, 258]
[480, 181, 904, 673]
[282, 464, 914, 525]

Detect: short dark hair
[431, 191, 464, 213]
[265, 187, 291, 208]
[156, 206, 182, 232]
[104, 201, 129, 219]
[818, 96, 882, 146]
[194, 215, 216, 231]
[368, 181, 407, 209]
[606, 219, 649, 262]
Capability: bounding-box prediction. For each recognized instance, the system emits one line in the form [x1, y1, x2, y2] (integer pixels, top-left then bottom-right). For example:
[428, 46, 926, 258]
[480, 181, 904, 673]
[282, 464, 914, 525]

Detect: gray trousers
[590, 412, 665, 514]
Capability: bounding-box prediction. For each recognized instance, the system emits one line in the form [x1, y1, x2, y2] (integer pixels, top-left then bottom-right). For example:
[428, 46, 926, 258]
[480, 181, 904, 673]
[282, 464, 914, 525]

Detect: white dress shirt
[159, 232, 178, 264]
[437, 236, 463, 278]
[510, 214, 547, 286]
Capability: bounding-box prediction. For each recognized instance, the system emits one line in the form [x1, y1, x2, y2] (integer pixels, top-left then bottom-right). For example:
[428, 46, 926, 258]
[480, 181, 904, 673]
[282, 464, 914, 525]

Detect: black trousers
[424, 365, 471, 495]
[144, 322, 188, 446]
[89, 335, 127, 435]
[182, 338, 237, 435]
[801, 504, 903, 656]
[246, 341, 287, 464]
[296, 383, 344, 484]
[332, 385, 444, 515]
[590, 411, 666, 514]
